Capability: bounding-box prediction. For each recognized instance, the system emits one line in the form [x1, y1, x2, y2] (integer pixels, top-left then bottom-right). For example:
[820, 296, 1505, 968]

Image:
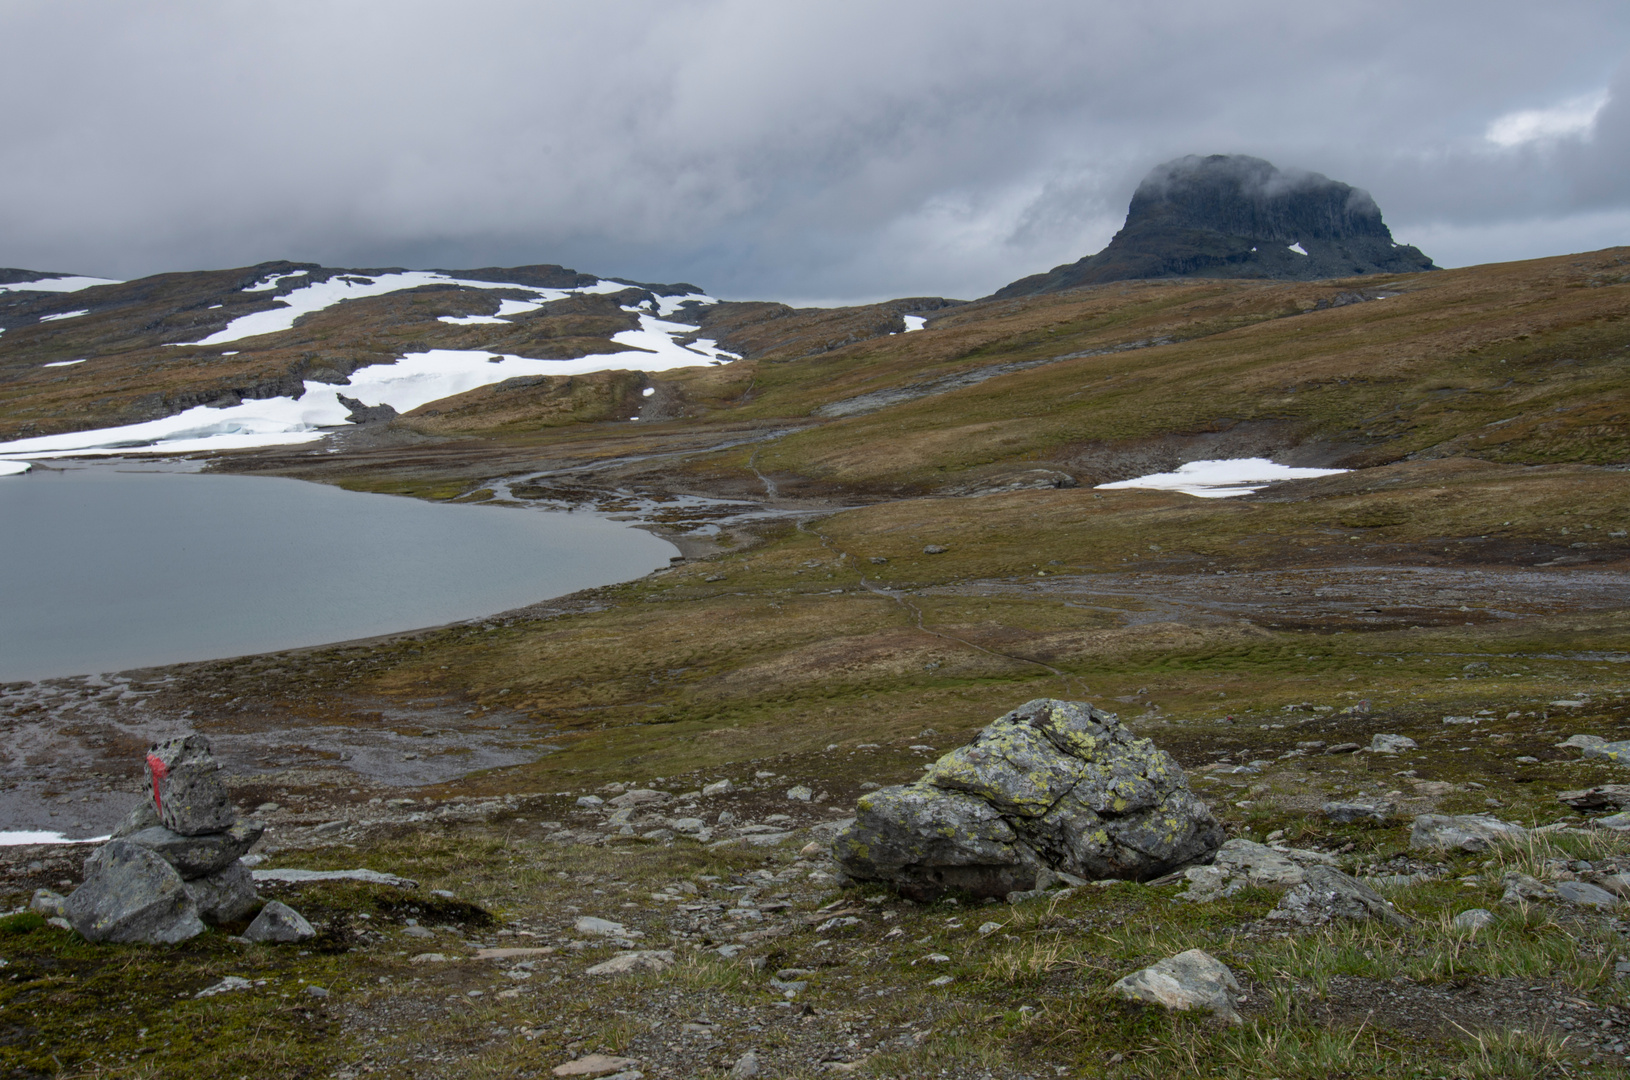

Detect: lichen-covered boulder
[833, 699, 1223, 899]
[145, 735, 237, 836]
[65, 840, 205, 944]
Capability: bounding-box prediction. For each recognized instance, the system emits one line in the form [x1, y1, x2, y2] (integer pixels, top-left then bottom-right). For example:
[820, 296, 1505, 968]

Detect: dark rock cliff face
[993, 155, 1436, 298]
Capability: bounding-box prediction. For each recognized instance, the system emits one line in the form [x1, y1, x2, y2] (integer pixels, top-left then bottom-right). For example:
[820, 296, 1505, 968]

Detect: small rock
[1322, 801, 1394, 824]
[1580, 739, 1630, 764]
[29, 888, 67, 920]
[183, 860, 261, 924]
[65, 840, 205, 945]
[1453, 908, 1494, 930]
[977, 921, 1002, 935]
[1269, 865, 1409, 927]
[1111, 948, 1242, 1024]
[244, 900, 315, 943]
[1596, 872, 1630, 899]
[1409, 814, 1526, 853]
[1515, 756, 1540, 765]
[403, 925, 434, 938]
[923, 545, 948, 554]
[786, 786, 813, 802]
[1557, 784, 1630, 810]
[702, 780, 733, 797]
[1558, 734, 1607, 751]
[1323, 742, 1363, 755]
[1368, 734, 1418, 754]
[928, 975, 953, 986]
[1596, 812, 1630, 831]
[553, 1055, 641, 1078]
[195, 975, 253, 998]
[728, 1049, 761, 1078]
[1555, 880, 1619, 910]
[409, 952, 448, 963]
[576, 796, 604, 808]
[585, 950, 675, 976]
[110, 802, 161, 840]
[145, 735, 237, 837]
[1500, 872, 1554, 905]
[608, 789, 669, 809]
[574, 916, 630, 937]
[304, 985, 330, 998]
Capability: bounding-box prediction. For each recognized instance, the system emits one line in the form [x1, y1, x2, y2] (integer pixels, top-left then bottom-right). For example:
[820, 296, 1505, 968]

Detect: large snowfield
[0, 271, 733, 464]
[1095, 457, 1347, 497]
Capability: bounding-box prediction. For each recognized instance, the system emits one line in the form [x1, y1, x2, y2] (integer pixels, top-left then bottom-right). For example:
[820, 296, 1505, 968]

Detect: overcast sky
[4, 1, 1629, 303]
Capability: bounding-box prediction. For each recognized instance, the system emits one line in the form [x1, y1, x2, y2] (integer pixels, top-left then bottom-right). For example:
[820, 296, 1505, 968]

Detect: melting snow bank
[0, 830, 107, 846]
[0, 315, 735, 460]
[0, 275, 122, 294]
[0, 461, 30, 476]
[1096, 458, 1347, 498]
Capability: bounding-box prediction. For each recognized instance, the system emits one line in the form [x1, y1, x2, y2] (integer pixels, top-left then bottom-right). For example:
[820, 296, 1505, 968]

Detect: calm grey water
[0, 463, 676, 680]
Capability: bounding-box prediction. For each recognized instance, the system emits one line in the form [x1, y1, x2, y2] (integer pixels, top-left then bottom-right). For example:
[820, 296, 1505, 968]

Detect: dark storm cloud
[2, 1, 1628, 301]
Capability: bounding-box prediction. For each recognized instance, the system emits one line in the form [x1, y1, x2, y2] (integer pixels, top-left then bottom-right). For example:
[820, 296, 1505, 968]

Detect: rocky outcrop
[993, 155, 1435, 298]
[832, 699, 1222, 900]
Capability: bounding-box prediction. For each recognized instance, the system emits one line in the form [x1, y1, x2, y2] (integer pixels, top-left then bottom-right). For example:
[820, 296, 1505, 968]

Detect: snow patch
[902, 315, 927, 332]
[38, 309, 89, 323]
[1288, 242, 1308, 256]
[0, 276, 121, 295]
[42, 359, 86, 368]
[1095, 458, 1347, 498]
[0, 461, 30, 476]
[0, 830, 107, 845]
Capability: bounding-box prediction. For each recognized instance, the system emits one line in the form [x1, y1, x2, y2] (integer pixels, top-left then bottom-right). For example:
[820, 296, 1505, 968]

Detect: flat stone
[702, 780, 734, 797]
[1409, 814, 1526, 853]
[1558, 734, 1607, 751]
[1112, 948, 1242, 1023]
[1453, 908, 1494, 930]
[834, 699, 1222, 900]
[1555, 880, 1619, 910]
[250, 867, 418, 888]
[1368, 734, 1418, 754]
[584, 950, 675, 976]
[1557, 785, 1630, 811]
[183, 860, 261, 924]
[1581, 740, 1630, 764]
[1269, 865, 1409, 927]
[1596, 812, 1630, 831]
[608, 789, 669, 809]
[786, 786, 813, 802]
[122, 819, 264, 880]
[196, 976, 253, 997]
[145, 735, 237, 837]
[574, 916, 629, 937]
[244, 899, 315, 943]
[553, 1055, 641, 1077]
[66, 839, 205, 944]
[1323, 801, 1394, 824]
[576, 796, 604, 808]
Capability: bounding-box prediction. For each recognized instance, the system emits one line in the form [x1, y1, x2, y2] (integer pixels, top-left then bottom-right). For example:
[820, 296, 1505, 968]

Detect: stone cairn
[834, 698, 1225, 900]
[48, 735, 312, 944]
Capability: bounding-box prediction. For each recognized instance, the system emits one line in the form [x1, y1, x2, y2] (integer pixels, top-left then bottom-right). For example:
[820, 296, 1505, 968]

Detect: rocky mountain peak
[993, 154, 1435, 298]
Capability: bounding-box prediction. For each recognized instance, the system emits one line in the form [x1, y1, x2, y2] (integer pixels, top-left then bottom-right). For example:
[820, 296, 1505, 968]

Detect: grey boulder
[1112, 948, 1243, 1024]
[1268, 865, 1409, 928]
[145, 735, 237, 836]
[1368, 734, 1417, 754]
[120, 818, 264, 879]
[244, 899, 315, 943]
[1555, 880, 1619, 910]
[833, 699, 1223, 900]
[1453, 908, 1494, 930]
[65, 840, 205, 944]
[183, 861, 262, 923]
[1409, 813, 1526, 853]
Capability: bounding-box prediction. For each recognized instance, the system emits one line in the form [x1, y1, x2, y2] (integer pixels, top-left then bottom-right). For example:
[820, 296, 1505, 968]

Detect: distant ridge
[993, 154, 1435, 298]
